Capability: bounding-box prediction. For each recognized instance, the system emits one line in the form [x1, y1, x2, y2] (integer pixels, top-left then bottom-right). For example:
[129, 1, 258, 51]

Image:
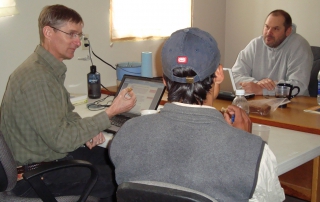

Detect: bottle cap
[235, 89, 245, 95]
[90, 65, 96, 73]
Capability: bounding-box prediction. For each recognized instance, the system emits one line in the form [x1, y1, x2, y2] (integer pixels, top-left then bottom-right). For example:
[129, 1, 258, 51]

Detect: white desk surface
[74, 103, 320, 176]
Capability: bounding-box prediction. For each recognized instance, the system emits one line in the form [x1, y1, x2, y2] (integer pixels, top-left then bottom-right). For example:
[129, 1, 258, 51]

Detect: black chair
[308, 46, 320, 97]
[116, 181, 218, 202]
[0, 130, 99, 202]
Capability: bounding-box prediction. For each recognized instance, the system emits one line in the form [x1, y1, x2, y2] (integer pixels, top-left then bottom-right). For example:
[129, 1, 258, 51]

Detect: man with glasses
[0, 4, 136, 202]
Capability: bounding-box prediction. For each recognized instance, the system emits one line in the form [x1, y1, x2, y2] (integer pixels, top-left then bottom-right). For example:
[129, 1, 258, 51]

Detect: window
[0, 0, 18, 17]
[111, 0, 192, 41]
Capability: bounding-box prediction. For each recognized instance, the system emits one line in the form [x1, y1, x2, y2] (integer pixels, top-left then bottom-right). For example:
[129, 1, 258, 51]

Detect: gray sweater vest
[110, 103, 265, 202]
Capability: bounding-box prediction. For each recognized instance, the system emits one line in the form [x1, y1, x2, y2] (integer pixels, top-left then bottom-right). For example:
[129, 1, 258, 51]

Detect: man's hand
[257, 78, 277, 91]
[86, 132, 105, 149]
[105, 88, 137, 118]
[223, 105, 252, 133]
[240, 82, 263, 95]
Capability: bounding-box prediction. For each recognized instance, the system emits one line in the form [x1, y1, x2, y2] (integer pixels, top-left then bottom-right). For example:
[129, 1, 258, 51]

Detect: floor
[284, 195, 308, 202]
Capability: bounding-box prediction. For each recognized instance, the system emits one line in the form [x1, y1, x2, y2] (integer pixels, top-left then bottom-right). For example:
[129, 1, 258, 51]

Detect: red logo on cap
[177, 56, 188, 64]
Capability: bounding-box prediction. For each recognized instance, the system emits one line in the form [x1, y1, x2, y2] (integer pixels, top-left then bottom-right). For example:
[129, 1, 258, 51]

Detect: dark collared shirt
[0, 45, 110, 166]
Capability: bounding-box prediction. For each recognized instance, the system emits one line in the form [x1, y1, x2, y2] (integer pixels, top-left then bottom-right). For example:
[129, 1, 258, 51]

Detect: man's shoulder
[252, 35, 263, 42]
[291, 32, 308, 40]
[9, 54, 56, 92]
[243, 36, 265, 51]
[247, 36, 264, 45]
[280, 33, 312, 59]
[14, 52, 52, 77]
[288, 33, 310, 47]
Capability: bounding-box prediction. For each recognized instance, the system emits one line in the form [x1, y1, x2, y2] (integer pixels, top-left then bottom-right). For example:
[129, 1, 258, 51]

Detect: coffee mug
[140, 109, 159, 116]
[276, 83, 300, 100]
[275, 86, 289, 108]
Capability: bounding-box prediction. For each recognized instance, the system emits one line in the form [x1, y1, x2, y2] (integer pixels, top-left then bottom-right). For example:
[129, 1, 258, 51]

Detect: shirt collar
[172, 102, 216, 109]
[35, 45, 67, 79]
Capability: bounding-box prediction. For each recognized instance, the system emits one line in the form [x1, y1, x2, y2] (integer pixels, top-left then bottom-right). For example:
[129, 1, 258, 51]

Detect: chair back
[0, 130, 100, 202]
[0, 130, 17, 192]
[117, 181, 218, 202]
[308, 46, 320, 97]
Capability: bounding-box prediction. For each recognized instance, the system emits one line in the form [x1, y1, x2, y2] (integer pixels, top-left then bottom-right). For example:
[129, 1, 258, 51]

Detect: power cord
[84, 39, 116, 70]
[87, 95, 113, 111]
[83, 38, 115, 93]
[84, 39, 141, 75]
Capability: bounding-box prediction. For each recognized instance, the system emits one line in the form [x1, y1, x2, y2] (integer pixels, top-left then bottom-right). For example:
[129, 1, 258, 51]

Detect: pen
[126, 87, 132, 92]
[231, 114, 235, 124]
[220, 107, 235, 124]
[125, 87, 132, 99]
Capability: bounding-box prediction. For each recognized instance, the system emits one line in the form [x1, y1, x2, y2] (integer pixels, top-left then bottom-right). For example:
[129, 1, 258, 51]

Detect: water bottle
[232, 89, 250, 114]
[318, 70, 320, 105]
[87, 65, 101, 99]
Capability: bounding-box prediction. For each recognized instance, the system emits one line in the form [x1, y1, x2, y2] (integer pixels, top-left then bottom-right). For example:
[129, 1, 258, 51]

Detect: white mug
[140, 109, 159, 116]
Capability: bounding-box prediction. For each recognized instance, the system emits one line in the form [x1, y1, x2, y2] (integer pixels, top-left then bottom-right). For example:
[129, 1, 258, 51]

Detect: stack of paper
[304, 106, 320, 114]
[70, 93, 88, 106]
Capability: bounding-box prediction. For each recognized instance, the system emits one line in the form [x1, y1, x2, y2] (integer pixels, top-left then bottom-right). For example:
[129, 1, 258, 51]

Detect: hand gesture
[86, 132, 106, 149]
[257, 78, 277, 91]
[240, 82, 263, 95]
[223, 105, 252, 133]
[105, 88, 136, 118]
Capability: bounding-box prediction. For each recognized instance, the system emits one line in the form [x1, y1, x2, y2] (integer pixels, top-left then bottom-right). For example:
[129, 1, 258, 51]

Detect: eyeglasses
[50, 26, 84, 40]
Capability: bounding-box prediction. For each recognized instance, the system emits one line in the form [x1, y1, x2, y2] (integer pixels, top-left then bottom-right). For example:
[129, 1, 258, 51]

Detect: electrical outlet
[81, 34, 89, 50]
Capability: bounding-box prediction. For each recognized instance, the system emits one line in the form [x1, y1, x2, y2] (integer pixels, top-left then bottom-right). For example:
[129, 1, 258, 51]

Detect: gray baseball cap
[161, 27, 220, 83]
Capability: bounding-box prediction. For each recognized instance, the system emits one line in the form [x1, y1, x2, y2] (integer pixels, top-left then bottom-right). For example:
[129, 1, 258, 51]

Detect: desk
[211, 96, 320, 201]
[102, 87, 320, 135]
[212, 96, 320, 135]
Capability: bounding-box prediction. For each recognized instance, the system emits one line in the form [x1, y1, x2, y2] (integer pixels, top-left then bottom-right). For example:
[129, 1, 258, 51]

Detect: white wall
[1, 0, 319, 103]
[224, 0, 320, 68]
[0, 0, 225, 103]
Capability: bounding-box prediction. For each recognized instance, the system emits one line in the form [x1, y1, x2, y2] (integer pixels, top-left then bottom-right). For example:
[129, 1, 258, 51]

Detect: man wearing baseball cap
[110, 28, 284, 201]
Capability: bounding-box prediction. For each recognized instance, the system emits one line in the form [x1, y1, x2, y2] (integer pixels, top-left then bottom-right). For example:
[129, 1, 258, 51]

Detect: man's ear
[214, 64, 224, 84]
[43, 26, 52, 40]
[285, 26, 292, 36]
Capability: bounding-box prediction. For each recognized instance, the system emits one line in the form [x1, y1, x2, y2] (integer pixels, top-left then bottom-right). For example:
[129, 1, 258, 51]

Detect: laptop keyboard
[110, 115, 131, 127]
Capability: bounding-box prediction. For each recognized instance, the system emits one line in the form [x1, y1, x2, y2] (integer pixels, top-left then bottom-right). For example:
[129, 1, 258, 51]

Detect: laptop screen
[220, 68, 237, 93]
[217, 68, 255, 100]
[116, 75, 166, 117]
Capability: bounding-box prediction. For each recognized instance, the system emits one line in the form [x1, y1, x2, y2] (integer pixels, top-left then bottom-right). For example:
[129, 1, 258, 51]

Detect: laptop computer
[217, 68, 255, 101]
[105, 75, 166, 134]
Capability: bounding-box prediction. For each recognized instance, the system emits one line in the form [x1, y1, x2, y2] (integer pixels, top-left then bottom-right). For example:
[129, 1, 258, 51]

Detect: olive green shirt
[0, 45, 111, 166]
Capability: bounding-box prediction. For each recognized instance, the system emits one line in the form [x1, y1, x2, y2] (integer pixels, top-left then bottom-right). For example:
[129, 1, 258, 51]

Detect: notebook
[217, 68, 255, 101]
[104, 75, 166, 134]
